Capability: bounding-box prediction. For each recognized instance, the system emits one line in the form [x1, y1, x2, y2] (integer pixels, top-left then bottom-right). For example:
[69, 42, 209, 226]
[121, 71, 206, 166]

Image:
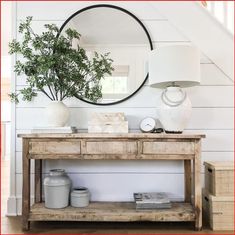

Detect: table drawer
[142, 141, 194, 155]
[29, 140, 81, 154]
[84, 141, 138, 154]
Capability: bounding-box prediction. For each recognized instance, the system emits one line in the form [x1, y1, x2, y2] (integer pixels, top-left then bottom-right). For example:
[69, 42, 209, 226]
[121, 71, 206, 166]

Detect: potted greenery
[9, 17, 113, 127]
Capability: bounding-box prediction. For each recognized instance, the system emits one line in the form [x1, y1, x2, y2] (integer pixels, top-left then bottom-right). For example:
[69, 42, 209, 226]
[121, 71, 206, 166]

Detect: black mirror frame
[59, 4, 153, 106]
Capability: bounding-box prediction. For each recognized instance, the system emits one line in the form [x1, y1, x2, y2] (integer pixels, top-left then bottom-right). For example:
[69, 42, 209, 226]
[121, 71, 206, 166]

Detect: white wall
[8, 1, 234, 215]
[1, 1, 12, 56]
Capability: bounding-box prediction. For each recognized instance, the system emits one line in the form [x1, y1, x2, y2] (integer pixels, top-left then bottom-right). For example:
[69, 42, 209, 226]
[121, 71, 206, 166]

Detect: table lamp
[149, 45, 200, 133]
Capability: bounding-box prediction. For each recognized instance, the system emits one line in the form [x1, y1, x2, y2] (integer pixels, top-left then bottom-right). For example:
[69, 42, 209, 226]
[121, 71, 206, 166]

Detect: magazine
[133, 192, 171, 209]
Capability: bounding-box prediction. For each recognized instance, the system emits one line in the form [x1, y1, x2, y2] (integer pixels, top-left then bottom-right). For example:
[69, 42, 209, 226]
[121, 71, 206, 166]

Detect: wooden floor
[1, 160, 234, 234]
[2, 217, 235, 234]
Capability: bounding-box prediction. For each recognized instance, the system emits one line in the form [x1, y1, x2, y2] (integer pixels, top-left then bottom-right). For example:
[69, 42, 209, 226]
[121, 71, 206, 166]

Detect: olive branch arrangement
[9, 16, 114, 103]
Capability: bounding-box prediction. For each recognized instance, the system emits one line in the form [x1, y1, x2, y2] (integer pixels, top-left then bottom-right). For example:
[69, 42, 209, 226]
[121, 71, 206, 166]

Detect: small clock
[140, 117, 156, 133]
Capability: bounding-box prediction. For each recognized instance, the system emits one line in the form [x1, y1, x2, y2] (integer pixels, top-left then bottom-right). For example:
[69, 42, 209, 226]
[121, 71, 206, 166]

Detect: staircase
[149, 1, 234, 80]
[201, 1, 234, 34]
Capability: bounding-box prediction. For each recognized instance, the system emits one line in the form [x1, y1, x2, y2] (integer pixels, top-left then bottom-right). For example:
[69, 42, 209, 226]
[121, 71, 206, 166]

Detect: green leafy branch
[9, 16, 114, 103]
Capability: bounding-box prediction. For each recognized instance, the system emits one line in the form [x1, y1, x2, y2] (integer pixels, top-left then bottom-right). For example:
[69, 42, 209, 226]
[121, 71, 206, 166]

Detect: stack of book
[133, 192, 171, 210]
[31, 126, 77, 133]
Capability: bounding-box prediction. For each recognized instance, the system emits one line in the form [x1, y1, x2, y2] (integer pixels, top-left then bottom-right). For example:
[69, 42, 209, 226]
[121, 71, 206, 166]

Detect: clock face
[140, 117, 156, 133]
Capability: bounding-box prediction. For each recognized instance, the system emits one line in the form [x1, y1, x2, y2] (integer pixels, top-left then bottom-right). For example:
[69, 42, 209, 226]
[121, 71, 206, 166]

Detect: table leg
[35, 159, 42, 203]
[194, 140, 202, 231]
[184, 160, 191, 202]
[22, 139, 30, 231]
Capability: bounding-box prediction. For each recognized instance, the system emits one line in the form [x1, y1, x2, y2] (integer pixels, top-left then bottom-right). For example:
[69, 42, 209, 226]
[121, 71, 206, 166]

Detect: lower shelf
[29, 202, 195, 222]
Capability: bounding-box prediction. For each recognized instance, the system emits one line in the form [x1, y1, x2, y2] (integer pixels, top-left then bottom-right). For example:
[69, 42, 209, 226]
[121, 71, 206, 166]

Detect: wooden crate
[204, 161, 234, 196]
[202, 188, 234, 231]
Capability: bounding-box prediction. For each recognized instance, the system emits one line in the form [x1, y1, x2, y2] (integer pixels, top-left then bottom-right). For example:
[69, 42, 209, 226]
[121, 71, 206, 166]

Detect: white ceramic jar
[44, 169, 71, 209]
[158, 86, 192, 133]
[70, 187, 90, 207]
[45, 101, 70, 127]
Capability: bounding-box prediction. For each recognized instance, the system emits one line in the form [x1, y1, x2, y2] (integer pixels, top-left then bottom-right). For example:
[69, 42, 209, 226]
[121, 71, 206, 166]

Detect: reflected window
[101, 76, 128, 94]
[101, 65, 129, 100]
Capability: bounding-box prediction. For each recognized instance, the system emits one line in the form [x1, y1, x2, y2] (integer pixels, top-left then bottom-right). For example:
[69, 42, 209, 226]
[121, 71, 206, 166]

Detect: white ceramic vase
[158, 86, 192, 133]
[45, 101, 70, 127]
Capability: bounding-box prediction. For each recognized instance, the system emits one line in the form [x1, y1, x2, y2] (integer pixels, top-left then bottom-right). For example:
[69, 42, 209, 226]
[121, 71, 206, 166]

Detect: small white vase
[158, 86, 192, 133]
[45, 101, 70, 127]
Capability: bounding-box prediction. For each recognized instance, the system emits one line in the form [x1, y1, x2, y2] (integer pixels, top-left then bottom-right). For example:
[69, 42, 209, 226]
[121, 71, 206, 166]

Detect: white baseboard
[6, 196, 35, 216]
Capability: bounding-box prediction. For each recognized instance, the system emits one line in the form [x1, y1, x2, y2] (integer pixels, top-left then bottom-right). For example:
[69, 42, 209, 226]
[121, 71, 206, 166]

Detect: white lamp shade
[149, 45, 200, 88]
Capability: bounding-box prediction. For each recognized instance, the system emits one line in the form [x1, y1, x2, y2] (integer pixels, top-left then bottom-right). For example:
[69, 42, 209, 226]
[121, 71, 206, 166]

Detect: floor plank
[1, 217, 235, 234]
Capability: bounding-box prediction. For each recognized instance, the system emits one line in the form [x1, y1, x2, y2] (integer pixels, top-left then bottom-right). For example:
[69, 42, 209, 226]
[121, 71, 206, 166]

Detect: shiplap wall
[8, 1, 234, 215]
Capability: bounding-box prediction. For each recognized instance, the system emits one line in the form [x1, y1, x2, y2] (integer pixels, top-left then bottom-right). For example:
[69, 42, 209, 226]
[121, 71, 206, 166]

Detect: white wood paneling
[201, 151, 234, 172]
[15, 63, 234, 87]
[199, 64, 233, 85]
[10, 1, 234, 215]
[145, 21, 188, 42]
[16, 20, 187, 44]
[16, 172, 185, 200]
[15, 151, 234, 174]
[15, 174, 207, 215]
[16, 1, 167, 21]
[15, 85, 234, 108]
[15, 152, 183, 174]
[189, 86, 234, 107]
[186, 130, 234, 152]
[16, 173, 35, 198]
[15, 107, 233, 130]
[189, 108, 233, 129]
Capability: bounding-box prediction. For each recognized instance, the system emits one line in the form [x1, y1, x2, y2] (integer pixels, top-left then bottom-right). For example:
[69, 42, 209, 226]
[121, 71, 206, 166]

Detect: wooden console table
[18, 133, 205, 231]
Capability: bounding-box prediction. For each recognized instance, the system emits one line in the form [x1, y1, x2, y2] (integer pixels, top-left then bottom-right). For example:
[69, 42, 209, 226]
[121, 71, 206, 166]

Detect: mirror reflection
[60, 5, 152, 104]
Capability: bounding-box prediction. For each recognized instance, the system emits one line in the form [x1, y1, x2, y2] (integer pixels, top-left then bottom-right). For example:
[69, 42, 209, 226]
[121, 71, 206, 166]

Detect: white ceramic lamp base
[158, 86, 192, 133]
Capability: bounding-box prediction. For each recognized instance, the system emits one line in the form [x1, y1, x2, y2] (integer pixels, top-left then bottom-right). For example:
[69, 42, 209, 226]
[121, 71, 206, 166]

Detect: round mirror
[59, 4, 153, 105]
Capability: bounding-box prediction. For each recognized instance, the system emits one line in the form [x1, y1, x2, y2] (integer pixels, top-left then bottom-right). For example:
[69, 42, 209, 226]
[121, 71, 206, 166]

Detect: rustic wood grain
[18, 133, 206, 139]
[202, 189, 234, 231]
[138, 154, 194, 160]
[204, 161, 234, 170]
[184, 160, 192, 203]
[22, 138, 30, 231]
[194, 140, 202, 231]
[19, 133, 205, 231]
[28, 154, 195, 160]
[84, 141, 138, 154]
[143, 141, 194, 155]
[204, 162, 234, 196]
[29, 202, 195, 222]
[35, 159, 42, 203]
[29, 141, 81, 155]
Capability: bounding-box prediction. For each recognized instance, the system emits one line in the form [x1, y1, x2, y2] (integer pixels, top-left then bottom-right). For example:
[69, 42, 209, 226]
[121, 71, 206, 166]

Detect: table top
[18, 132, 206, 139]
